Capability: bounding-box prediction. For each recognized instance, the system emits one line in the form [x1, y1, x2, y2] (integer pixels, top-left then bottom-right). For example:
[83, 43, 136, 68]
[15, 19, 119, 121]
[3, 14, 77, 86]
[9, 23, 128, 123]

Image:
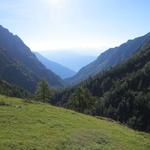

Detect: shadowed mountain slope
[66, 33, 150, 86]
[0, 25, 64, 91]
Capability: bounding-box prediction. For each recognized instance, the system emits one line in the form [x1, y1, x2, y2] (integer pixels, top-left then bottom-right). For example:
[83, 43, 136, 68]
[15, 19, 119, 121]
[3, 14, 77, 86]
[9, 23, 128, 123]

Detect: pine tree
[35, 80, 51, 103]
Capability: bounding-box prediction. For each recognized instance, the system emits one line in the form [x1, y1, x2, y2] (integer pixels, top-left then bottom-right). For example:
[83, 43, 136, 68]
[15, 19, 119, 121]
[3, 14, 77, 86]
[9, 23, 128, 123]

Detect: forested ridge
[52, 41, 150, 132]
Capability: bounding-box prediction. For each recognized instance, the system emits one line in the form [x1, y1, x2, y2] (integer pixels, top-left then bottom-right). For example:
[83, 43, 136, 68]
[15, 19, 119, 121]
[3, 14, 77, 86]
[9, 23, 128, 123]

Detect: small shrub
[0, 101, 10, 106]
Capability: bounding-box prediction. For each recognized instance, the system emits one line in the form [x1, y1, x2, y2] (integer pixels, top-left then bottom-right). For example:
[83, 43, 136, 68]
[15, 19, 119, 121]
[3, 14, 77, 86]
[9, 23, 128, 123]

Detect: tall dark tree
[35, 80, 51, 103]
[68, 87, 96, 114]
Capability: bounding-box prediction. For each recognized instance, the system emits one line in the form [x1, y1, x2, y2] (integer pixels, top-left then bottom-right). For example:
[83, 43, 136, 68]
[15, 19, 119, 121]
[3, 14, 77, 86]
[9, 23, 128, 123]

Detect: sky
[0, 0, 150, 55]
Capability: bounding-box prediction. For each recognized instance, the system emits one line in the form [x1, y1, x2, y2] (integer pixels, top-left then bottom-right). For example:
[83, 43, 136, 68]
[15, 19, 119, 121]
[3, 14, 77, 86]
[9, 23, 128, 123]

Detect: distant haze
[40, 49, 98, 71]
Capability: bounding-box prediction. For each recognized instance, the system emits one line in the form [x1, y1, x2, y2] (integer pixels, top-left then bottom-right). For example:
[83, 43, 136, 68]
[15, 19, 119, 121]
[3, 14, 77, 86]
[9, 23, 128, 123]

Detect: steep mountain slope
[66, 33, 150, 85]
[0, 95, 150, 150]
[35, 52, 76, 79]
[0, 25, 64, 91]
[53, 41, 150, 131]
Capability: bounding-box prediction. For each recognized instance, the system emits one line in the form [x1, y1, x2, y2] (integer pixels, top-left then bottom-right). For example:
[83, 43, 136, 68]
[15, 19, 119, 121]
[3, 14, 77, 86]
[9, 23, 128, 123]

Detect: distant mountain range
[34, 52, 76, 79]
[66, 32, 150, 85]
[40, 50, 97, 72]
[0, 25, 64, 92]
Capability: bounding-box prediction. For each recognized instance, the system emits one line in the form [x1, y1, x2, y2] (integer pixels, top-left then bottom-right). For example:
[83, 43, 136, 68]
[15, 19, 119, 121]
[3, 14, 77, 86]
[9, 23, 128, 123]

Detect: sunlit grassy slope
[0, 95, 150, 150]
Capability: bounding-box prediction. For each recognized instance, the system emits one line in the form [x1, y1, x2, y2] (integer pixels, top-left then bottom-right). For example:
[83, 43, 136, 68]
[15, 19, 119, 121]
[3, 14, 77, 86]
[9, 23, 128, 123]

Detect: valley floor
[0, 95, 150, 150]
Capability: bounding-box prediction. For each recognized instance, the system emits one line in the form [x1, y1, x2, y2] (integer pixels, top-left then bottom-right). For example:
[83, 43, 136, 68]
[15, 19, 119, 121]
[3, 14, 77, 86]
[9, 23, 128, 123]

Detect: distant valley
[1, 1, 150, 150]
[40, 50, 97, 72]
[34, 52, 76, 79]
[0, 25, 150, 148]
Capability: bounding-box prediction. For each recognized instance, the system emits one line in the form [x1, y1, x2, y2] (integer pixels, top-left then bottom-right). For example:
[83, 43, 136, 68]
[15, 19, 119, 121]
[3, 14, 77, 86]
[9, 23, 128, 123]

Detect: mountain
[66, 33, 150, 85]
[0, 25, 64, 92]
[53, 40, 150, 131]
[0, 95, 150, 150]
[41, 50, 97, 72]
[34, 52, 76, 79]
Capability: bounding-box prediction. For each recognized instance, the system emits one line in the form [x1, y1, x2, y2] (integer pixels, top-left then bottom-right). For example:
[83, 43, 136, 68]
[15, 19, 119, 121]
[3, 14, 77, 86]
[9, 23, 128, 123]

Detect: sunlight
[42, 0, 66, 20]
[43, 0, 64, 8]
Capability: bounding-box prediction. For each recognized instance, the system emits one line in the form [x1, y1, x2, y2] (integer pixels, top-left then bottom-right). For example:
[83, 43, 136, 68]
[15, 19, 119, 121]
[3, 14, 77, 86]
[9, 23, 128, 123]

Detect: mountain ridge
[66, 32, 150, 86]
[34, 52, 76, 79]
[0, 25, 64, 91]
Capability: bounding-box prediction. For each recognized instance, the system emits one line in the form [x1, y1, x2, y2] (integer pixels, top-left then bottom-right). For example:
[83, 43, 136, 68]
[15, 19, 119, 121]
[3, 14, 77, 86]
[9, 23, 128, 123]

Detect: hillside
[0, 80, 29, 98]
[53, 41, 150, 132]
[0, 25, 64, 92]
[0, 95, 150, 150]
[66, 32, 150, 85]
[35, 52, 76, 79]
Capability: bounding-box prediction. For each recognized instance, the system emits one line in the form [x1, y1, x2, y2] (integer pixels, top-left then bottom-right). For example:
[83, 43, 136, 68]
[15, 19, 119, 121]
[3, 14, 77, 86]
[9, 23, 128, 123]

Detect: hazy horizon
[37, 49, 97, 71]
[34, 48, 106, 56]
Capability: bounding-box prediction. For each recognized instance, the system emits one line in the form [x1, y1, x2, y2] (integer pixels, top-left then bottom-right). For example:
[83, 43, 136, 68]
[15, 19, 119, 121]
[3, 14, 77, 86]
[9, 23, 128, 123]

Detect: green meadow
[0, 95, 150, 150]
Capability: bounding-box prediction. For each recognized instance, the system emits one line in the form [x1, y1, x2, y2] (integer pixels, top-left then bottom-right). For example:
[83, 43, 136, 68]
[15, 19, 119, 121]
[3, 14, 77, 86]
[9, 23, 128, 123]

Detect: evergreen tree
[69, 86, 95, 114]
[35, 80, 51, 103]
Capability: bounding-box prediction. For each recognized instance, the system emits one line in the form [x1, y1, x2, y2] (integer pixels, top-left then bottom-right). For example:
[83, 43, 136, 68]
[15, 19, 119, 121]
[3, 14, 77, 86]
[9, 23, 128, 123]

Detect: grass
[0, 95, 150, 150]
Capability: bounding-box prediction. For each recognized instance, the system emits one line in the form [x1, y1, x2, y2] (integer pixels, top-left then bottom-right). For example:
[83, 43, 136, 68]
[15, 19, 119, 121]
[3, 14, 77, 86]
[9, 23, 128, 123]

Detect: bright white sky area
[0, 0, 150, 55]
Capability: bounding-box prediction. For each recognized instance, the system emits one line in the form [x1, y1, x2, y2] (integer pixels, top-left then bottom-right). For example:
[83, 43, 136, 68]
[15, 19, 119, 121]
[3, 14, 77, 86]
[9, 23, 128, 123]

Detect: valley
[0, 1, 150, 149]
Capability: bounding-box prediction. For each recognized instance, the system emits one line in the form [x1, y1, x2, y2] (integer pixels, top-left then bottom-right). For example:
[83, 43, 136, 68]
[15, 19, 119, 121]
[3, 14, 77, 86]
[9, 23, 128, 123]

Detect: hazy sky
[0, 0, 150, 54]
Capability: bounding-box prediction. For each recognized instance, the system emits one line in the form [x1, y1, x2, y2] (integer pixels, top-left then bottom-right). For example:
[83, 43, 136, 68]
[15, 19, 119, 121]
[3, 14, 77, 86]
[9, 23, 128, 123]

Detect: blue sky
[0, 0, 150, 55]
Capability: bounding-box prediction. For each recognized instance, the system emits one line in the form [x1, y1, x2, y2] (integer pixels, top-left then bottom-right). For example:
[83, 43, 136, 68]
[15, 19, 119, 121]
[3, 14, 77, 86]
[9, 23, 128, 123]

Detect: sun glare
[44, 0, 64, 7]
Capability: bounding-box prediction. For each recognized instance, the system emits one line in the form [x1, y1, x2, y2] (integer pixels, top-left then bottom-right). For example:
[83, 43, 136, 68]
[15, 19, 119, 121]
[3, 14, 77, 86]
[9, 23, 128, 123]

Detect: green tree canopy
[35, 80, 51, 103]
